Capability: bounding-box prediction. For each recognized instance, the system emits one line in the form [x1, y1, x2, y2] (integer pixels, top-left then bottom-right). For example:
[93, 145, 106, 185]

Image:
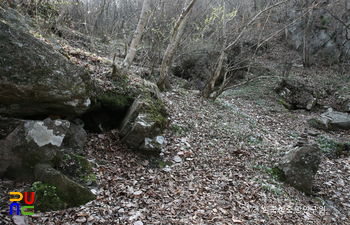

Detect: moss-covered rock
[0, 118, 87, 181]
[276, 145, 321, 195]
[34, 164, 95, 211]
[119, 99, 167, 154]
[274, 78, 318, 110]
[24, 181, 65, 212]
[87, 72, 168, 154]
[0, 4, 92, 118]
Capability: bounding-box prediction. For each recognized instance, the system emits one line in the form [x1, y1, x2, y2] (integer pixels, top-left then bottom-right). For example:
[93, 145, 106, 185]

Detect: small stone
[134, 221, 143, 225]
[338, 179, 345, 187]
[87, 216, 94, 222]
[133, 191, 142, 195]
[306, 98, 317, 111]
[97, 146, 105, 151]
[76, 217, 87, 223]
[142, 160, 149, 166]
[308, 130, 319, 137]
[12, 215, 28, 225]
[173, 156, 182, 163]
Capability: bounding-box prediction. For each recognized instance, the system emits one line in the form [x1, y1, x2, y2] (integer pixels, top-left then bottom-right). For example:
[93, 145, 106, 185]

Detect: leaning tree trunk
[164, 16, 189, 90]
[157, 0, 197, 91]
[122, 0, 151, 71]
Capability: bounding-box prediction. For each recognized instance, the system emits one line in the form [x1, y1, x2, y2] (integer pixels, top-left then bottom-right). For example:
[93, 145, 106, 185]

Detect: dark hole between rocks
[80, 107, 128, 133]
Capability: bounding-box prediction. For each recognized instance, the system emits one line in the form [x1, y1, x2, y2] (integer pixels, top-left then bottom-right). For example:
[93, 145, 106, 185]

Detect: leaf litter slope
[1, 48, 350, 225]
[1, 90, 348, 225]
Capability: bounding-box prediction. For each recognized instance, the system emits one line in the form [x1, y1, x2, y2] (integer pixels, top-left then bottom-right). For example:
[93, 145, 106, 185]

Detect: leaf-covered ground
[1, 40, 350, 225]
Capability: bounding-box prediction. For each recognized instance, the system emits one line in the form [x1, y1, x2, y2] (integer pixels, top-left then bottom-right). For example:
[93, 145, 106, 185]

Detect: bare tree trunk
[55, 2, 69, 25]
[157, 0, 197, 91]
[164, 16, 189, 90]
[303, 1, 313, 68]
[122, 0, 151, 71]
[201, 0, 301, 99]
[120, 18, 128, 58]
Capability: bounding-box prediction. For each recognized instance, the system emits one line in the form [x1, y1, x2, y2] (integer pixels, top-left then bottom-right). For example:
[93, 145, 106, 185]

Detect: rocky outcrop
[87, 76, 168, 154]
[0, 117, 96, 210]
[0, 117, 87, 180]
[0, 4, 92, 118]
[309, 110, 350, 131]
[275, 78, 329, 110]
[276, 145, 322, 195]
[339, 95, 350, 112]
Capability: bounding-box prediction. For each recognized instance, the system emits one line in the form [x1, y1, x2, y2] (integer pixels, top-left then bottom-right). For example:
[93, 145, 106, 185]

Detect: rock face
[285, 5, 350, 64]
[0, 4, 92, 118]
[0, 117, 86, 180]
[276, 145, 321, 195]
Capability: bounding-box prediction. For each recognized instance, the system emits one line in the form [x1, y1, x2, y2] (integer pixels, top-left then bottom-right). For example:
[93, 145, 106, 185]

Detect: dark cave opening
[80, 107, 128, 133]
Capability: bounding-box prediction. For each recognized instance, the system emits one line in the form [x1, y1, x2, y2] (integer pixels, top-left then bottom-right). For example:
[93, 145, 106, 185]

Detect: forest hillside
[0, 0, 350, 224]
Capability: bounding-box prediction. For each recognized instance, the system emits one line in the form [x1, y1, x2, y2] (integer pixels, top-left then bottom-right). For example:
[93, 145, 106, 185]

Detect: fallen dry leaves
[0, 41, 349, 225]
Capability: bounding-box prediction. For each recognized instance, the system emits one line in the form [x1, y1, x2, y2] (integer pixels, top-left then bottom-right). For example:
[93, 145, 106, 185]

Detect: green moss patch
[308, 118, 328, 130]
[24, 181, 65, 212]
[316, 136, 350, 159]
[58, 154, 95, 185]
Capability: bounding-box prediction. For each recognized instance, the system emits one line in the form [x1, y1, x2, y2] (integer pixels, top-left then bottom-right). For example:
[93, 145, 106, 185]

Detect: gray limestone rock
[276, 145, 321, 195]
[0, 118, 87, 180]
[321, 111, 350, 130]
[119, 99, 167, 154]
[306, 98, 317, 111]
[139, 136, 165, 153]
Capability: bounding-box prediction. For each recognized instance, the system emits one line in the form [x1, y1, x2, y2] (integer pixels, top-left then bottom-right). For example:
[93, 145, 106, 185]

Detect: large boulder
[275, 78, 315, 109]
[321, 111, 350, 131]
[0, 117, 87, 180]
[276, 145, 322, 195]
[120, 99, 167, 154]
[0, 4, 92, 118]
